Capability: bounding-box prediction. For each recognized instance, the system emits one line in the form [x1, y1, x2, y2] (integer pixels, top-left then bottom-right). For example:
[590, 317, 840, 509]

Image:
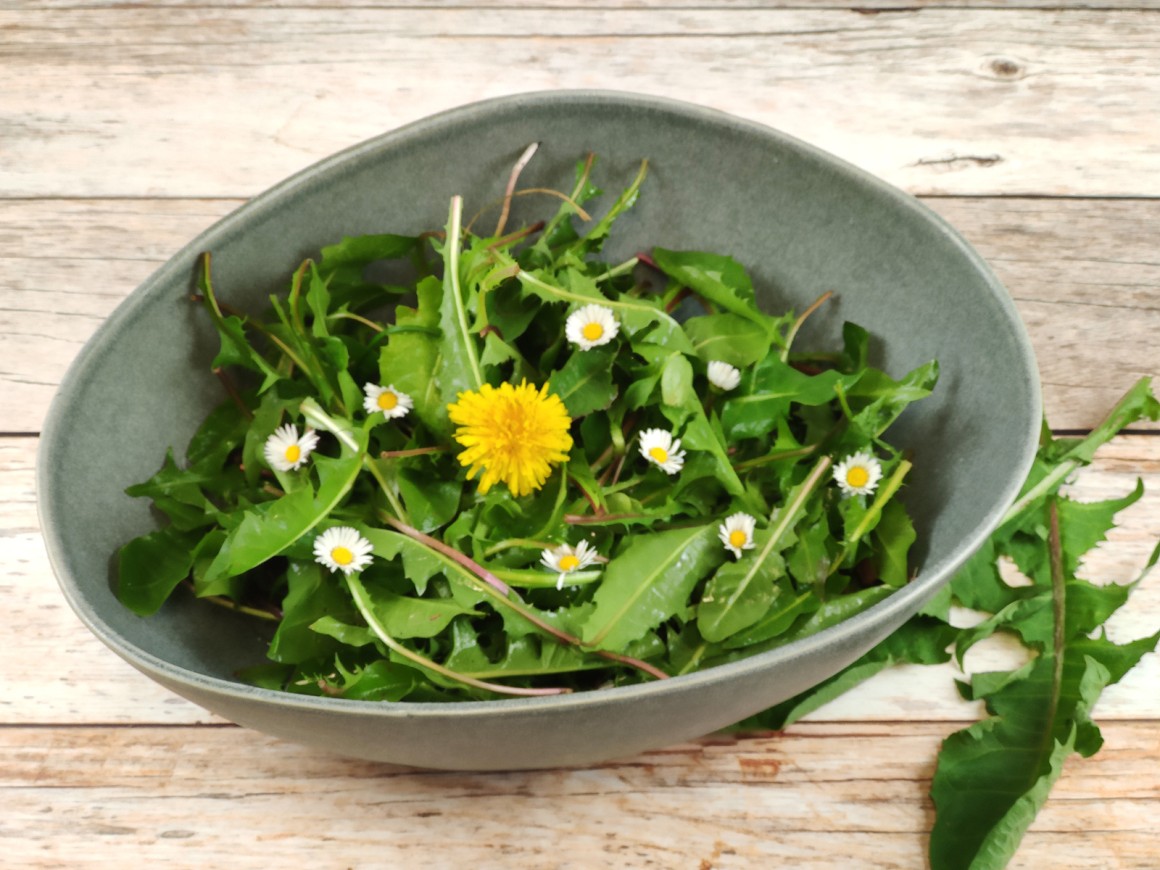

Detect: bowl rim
[38, 88, 1042, 719]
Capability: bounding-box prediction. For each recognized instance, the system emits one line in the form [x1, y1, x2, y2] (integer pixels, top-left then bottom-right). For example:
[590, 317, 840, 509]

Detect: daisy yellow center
[558, 554, 580, 571]
[582, 322, 604, 342]
[846, 466, 870, 488]
[728, 530, 748, 549]
[284, 444, 301, 463]
[331, 546, 354, 566]
[377, 391, 399, 411]
[649, 446, 669, 464]
[447, 381, 574, 498]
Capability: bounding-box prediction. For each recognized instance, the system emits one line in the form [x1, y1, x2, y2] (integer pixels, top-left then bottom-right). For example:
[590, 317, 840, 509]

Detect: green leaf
[345, 587, 479, 640]
[116, 527, 200, 616]
[320, 233, 418, 270]
[548, 347, 617, 418]
[205, 443, 365, 583]
[650, 248, 770, 331]
[379, 275, 446, 435]
[268, 562, 352, 664]
[397, 467, 462, 534]
[682, 313, 772, 367]
[875, 499, 916, 588]
[660, 352, 695, 410]
[435, 199, 485, 404]
[698, 551, 785, 643]
[445, 622, 601, 679]
[583, 524, 723, 651]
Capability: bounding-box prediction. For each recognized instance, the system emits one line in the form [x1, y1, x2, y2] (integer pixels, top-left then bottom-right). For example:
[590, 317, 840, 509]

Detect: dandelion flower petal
[313, 526, 374, 575]
[448, 380, 573, 497]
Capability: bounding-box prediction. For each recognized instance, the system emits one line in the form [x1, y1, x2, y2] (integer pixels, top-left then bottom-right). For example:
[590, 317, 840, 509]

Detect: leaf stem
[212, 367, 253, 419]
[379, 516, 668, 681]
[781, 290, 833, 362]
[828, 460, 913, 579]
[328, 311, 384, 333]
[345, 573, 570, 697]
[363, 456, 410, 526]
[494, 141, 540, 237]
[446, 195, 484, 390]
[379, 445, 452, 460]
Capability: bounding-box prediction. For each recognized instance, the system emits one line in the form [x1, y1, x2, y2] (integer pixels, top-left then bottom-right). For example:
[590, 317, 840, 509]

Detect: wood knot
[981, 55, 1026, 80]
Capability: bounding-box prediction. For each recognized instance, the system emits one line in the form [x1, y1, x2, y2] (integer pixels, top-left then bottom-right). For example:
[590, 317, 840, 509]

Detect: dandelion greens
[117, 151, 935, 702]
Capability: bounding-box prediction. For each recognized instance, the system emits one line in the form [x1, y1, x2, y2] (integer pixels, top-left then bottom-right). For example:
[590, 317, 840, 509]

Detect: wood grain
[3, 197, 1156, 434]
[1, 9, 1159, 198]
[1, 722, 1156, 868]
[5, 434, 1158, 726]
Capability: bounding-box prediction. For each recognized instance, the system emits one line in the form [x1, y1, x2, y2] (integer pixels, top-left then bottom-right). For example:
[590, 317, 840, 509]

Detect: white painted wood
[3, 3, 1159, 864]
[1, 721, 1156, 868]
[1, 9, 1159, 197]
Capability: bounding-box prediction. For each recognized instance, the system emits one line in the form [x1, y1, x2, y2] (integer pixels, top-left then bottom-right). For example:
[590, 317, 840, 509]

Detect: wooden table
[3, 3, 1158, 867]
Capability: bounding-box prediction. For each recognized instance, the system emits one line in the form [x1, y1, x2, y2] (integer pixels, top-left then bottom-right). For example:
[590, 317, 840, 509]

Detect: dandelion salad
[116, 149, 940, 701]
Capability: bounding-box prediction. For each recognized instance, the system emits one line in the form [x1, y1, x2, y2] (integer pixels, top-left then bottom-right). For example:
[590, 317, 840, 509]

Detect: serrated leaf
[583, 524, 723, 651]
[650, 247, 770, 332]
[698, 551, 785, 642]
[548, 347, 617, 418]
[682, 313, 772, 367]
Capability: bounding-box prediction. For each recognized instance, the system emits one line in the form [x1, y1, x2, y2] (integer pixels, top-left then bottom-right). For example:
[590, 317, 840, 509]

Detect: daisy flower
[718, 512, 757, 559]
[565, 303, 619, 351]
[363, 383, 413, 420]
[833, 450, 884, 497]
[706, 360, 742, 391]
[263, 423, 320, 472]
[313, 526, 374, 576]
[447, 380, 574, 497]
[540, 540, 600, 590]
[638, 428, 685, 475]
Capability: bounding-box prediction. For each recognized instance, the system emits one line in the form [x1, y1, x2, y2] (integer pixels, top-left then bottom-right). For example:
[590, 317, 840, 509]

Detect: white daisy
[833, 450, 884, 497]
[565, 303, 619, 351]
[263, 423, 320, 472]
[540, 540, 600, 590]
[313, 526, 374, 576]
[363, 383, 413, 420]
[706, 360, 742, 391]
[638, 428, 686, 475]
[718, 512, 757, 559]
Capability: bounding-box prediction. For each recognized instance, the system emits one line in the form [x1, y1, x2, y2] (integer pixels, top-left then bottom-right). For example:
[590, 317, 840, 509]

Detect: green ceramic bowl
[40, 91, 1040, 770]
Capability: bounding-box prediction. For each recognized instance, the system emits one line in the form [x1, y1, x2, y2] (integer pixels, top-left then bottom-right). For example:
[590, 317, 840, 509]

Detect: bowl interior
[39, 91, 1039, 768]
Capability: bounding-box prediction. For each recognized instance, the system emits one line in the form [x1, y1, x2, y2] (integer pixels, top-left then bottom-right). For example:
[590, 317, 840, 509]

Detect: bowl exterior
[39, 90, 1040, 770]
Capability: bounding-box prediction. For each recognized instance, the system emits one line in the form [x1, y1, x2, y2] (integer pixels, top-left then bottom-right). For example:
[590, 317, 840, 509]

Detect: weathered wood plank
[25, 1, 1160, 9]
[3, 197, 1156, 433]
[2, 9, 1159, 198]
[0, 721, 1156, 868]
[5, 434, 1158, 725]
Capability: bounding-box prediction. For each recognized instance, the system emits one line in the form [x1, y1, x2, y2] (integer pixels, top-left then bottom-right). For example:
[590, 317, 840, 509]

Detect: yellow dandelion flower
[447, 380, 574, 497]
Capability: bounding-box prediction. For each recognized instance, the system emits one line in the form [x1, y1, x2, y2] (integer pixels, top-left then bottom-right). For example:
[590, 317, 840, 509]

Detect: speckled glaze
[39, 91, 1040, 771]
